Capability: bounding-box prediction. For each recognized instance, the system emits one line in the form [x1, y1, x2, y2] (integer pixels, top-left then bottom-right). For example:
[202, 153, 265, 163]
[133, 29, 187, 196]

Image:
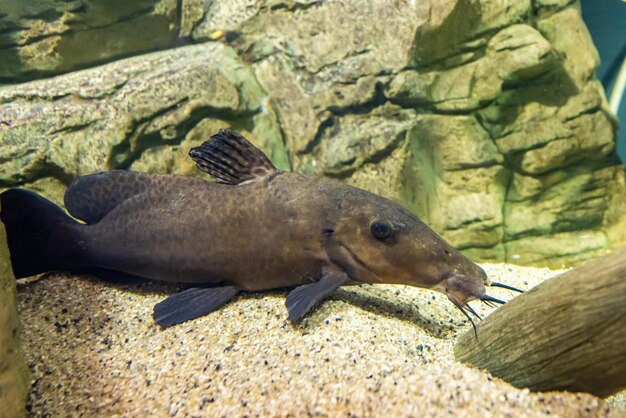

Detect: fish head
[325, 189, 489, 305]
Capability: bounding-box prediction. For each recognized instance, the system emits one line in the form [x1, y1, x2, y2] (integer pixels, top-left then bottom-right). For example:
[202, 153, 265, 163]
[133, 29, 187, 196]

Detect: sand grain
[17, 264, 624, 417]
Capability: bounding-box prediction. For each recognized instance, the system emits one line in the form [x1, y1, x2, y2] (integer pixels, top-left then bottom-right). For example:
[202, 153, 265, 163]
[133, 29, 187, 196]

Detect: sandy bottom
[16, 263, 625, 417]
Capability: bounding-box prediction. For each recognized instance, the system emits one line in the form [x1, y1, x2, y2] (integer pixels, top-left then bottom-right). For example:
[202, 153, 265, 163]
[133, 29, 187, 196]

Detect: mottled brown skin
[1, 129, 491, 327]
[65, 170, 487, 303]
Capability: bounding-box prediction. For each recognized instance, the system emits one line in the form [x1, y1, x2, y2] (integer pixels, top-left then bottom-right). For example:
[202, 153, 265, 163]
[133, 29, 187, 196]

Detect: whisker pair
[481, 282, 524, 308]
[448, 297, 482, 337]
[448, 282, 524, 337]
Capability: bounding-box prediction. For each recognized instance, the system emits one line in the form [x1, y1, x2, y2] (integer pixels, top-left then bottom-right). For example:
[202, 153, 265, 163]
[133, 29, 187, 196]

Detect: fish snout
[436, 259, 490, 305]
[436, 264, 524, 336]
[437, 273, 487, 306]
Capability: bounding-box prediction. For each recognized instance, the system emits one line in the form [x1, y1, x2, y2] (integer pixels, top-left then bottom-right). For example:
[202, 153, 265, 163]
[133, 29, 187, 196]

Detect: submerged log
[454, 247, 626, 397]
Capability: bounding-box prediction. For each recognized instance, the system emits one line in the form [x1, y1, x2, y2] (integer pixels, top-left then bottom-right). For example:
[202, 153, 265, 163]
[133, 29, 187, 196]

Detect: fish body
[1, 129, 494, 328]
[71, 172, 337, 289]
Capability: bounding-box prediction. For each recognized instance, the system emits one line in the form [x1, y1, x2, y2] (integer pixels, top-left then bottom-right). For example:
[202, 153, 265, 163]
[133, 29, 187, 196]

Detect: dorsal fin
[189, 129, 277, 185]
[64, 170, 153, 224]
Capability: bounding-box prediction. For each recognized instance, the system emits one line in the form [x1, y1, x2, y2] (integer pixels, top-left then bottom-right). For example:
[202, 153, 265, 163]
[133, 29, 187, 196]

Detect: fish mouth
[437, 275, 523, 337]
[436, 274, 485, 305]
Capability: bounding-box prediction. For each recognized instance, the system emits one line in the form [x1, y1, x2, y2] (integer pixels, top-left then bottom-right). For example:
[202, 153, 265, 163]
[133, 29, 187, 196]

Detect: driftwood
[454, 247, 626, 397]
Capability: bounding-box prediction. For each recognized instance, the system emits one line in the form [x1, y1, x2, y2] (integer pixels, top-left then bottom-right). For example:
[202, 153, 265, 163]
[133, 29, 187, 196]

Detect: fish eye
[370, 220, 393, 240]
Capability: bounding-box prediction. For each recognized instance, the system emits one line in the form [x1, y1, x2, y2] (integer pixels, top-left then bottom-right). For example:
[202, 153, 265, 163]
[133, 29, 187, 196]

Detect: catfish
[0, 129, 518, 330]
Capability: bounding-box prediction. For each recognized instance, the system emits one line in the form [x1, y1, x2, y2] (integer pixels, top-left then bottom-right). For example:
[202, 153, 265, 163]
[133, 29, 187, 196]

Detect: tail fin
[0, 189, 79, 278]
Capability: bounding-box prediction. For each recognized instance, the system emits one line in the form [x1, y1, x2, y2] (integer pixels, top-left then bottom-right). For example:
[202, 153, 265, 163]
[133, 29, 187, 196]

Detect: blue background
[581, 0, 626, 164]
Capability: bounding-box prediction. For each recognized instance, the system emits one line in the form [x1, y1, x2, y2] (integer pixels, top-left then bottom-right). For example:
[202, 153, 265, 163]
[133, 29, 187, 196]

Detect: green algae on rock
[0, 217, 28, 418]
[0, 0, 179, 82]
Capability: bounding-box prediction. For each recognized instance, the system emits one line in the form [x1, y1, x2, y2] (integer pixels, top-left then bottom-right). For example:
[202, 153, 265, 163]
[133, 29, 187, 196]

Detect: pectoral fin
[153, 286, 239, 328]
[286, 268, 350, 322]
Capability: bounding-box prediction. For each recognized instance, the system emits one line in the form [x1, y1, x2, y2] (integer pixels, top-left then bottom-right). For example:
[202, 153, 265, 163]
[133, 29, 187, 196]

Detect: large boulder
[0, 221, 28, 418]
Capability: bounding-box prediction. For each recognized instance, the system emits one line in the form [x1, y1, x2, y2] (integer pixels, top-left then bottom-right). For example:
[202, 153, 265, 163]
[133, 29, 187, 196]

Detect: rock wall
[0, 0, 624, 269]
